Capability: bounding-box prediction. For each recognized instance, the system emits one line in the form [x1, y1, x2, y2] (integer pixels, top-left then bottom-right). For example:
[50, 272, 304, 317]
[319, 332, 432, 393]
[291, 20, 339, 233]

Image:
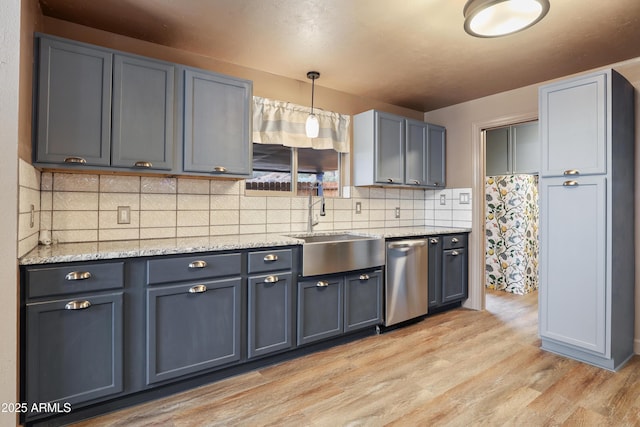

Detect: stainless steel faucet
[307, 184, 325, 232]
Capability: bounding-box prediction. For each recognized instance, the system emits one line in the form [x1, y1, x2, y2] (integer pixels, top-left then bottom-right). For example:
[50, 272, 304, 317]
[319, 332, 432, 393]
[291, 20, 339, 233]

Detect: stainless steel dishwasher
[384, 239, 428, 326]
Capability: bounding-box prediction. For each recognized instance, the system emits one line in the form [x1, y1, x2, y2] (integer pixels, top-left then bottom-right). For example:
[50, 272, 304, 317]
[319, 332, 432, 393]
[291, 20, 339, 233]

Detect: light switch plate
[117, 206, 131, 224]
[395, 207, 401, 218]
[439, 194, 447, 205]
[460, 193, 470, 204]
[355, 201, 362, 214]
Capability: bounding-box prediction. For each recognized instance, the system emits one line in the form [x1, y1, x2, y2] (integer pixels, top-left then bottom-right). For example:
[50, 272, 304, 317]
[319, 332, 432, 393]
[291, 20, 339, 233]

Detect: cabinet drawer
[26, 262, 124, 299]
[443, 234, 467, 250]
[248, 249, 293, 274]
[146, 253, 241, 285]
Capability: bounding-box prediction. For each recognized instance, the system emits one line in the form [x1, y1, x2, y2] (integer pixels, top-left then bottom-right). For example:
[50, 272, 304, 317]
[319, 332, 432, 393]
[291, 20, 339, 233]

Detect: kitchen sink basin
[290, 233, 385, 277]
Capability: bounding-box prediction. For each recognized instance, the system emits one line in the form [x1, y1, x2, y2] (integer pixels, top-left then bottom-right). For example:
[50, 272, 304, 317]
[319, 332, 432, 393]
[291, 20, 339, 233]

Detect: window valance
[252, 96, 350, 153]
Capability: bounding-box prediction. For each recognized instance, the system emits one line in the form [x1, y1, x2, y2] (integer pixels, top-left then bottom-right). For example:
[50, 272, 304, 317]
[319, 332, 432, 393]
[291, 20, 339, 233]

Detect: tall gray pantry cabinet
[538, 69, 635, 370]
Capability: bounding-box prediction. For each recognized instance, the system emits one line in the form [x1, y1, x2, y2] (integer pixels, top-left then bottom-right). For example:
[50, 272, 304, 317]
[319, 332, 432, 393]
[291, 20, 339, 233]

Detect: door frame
[467, 112, 538, 311]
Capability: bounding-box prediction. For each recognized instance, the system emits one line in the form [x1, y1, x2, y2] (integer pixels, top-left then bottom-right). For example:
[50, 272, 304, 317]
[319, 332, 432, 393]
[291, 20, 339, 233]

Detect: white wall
[0, 0, 21, 425]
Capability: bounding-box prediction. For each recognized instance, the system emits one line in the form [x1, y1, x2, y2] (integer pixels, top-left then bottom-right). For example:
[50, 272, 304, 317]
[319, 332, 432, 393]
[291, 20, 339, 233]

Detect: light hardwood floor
[73, 290, 640, 426]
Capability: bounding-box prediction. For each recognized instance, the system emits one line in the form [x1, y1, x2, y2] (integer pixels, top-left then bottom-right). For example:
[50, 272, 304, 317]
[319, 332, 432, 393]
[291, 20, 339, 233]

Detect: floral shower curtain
[485, 174, 539, 295]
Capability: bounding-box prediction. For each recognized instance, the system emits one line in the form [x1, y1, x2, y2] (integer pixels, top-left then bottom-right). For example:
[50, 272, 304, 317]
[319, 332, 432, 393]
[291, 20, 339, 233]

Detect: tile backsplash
[17, 159, 472, 255]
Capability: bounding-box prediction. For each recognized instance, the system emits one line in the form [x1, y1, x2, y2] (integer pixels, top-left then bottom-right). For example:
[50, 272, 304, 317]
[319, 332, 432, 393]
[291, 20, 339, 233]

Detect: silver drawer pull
[564, 169, 580, 175]
[188, 260, 208, 269]
[451, 237, 459, 243]
[430, 238, 439, 244]
[263, 254, 279, 262]
[188, 284, 207, 293]
[388, 241, 426, 249]
[213, 166, 227, 173]
[316, 281, 329, 287]
[134, 161, 153, 168]
[65, 271, 92, 281]
[65, 300, 91, 310]
[359, 274, 370, 281]
[264, 275, 279, 283]
[451, 250, 460, 256]
[563, 180, 579, 187]
[64, 156, 86, 164]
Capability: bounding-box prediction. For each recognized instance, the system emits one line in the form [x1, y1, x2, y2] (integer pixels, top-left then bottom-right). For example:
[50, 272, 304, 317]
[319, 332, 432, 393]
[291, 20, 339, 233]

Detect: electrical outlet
[117, 206, 131, 224]
[355, 202, 362, 214]
[460, 192, 470, 204]
[395, 207, 401, 218]
[439, 194, 447, 205]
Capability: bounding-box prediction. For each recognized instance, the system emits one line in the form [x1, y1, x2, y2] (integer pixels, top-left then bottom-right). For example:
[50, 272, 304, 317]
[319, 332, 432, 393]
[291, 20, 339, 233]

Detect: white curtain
[252, 96, 350, 153]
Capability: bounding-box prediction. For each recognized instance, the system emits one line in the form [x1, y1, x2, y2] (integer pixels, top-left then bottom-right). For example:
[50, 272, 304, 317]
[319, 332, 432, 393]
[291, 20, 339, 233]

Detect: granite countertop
[19, 226, 471, 265]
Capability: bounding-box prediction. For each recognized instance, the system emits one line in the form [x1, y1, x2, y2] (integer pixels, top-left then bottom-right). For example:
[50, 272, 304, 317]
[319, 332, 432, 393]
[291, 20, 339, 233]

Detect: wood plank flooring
[72, 290, 640, 426]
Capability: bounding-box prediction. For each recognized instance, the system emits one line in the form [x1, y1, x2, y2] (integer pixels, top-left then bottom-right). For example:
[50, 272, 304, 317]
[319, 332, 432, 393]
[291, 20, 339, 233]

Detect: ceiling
[37, 0, 640, 112]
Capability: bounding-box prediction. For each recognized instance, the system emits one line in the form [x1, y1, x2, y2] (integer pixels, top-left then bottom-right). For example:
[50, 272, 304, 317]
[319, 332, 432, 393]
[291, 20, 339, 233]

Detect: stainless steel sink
[290, 233, 385, 277]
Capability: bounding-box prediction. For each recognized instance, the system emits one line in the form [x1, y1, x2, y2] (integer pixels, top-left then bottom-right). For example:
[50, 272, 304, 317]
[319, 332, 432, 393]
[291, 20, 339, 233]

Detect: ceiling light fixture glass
[305, 71, 320, 138]
[463, 0, 550, 38]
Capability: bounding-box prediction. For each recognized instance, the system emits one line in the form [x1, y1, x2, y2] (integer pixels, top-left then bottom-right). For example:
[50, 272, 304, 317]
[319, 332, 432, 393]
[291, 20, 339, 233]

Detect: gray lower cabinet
[36, 36, 112, 166]
[26, 292, 124, 409]
[183, 68, 252, 177]
[428, 234, 468, 310]
[146, 278, 241, 384]
[344, 270, 383, 332]
[248, 272, 293, 359]
[297, 277, 344, 345]
[111, 54, 175, 170]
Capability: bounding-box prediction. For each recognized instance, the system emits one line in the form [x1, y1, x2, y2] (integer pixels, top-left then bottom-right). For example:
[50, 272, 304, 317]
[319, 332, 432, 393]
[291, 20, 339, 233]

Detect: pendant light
[305, 71, 320, 138]
[463, 0, 550, 38]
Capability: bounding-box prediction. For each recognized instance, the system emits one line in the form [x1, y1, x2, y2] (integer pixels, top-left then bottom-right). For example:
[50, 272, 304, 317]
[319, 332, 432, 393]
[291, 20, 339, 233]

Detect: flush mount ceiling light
[463, 0, 550, 38]
[305, 71, 320, 138]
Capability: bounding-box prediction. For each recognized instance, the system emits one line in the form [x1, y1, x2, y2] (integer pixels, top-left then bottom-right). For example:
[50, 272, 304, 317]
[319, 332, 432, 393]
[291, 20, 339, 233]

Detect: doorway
[483, 121, 539, 296]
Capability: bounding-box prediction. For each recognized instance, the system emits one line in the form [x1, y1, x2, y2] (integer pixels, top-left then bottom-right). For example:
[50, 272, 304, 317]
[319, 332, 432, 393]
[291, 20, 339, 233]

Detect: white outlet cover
[439, 194, 447, 205]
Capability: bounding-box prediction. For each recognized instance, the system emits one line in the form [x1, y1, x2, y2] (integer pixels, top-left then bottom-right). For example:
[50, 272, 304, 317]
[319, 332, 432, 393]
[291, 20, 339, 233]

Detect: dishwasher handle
[387, 240, 427, 249]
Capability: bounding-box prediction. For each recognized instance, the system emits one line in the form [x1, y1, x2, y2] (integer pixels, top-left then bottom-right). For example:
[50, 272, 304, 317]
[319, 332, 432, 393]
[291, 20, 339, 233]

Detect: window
[245, 143, 341, 197]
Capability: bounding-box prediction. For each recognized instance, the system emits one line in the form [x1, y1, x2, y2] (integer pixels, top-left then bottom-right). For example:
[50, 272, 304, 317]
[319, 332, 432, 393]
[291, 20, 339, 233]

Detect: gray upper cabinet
[485, 121, 539, 176]
[183, 68, 252, 177]
[111, 55, 175, 170]
[540, 73, 606, 177]
[538, 69, 635, 371]
[36, 37, 112, 166]
[354, 109, 446, 188]
[426, 124, 446, 187]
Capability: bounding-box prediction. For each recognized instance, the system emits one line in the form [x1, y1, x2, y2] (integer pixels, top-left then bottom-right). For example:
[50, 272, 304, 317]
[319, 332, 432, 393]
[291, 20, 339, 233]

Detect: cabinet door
[297, 277, 343, 345]
[36, 37, 112, 166]
[512, 121, 539, 174]
[374, 111, 405, 185]
[146, 278, 241, 384]
[485, 127, 510, 176]
[112, 55, 175, 170]
[405, 119, 427, 186]
[426, 124, 446, 187]
[442, 248, 468, 304]
[540, 73, 607, 177]
[539, 176, 606, 354]
[344, 270, 383, 332]
[248, 273, 293, 359]
[183, 69, 252, 176]
[26, 293, 123, 407]
[428, 236, 443, 308]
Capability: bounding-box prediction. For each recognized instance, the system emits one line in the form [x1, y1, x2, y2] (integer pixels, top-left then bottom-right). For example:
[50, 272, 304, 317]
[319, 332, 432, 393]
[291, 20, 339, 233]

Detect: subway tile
[19, 159, 40, 190]
[452, 209, 473, 222]
[266, 223, 291, 234]
[351, 187, 370, 199]
[53, 173, 99, 192]
[239, 224, 266, 234]
[41, 191, 53, 211]
[19, 187, 40, 214]
[100, 193, 140, 211]
[210, 210, 239, 225]
[211, 180, 241, 195]
[400, 189, 414, 200]
[399, 219, 414, 227]
[414, 189, 426, 200]
[452, 220, 472, 228]
[289, 222, 307, 233]
[370, 209, 385, 221]
[100, 175, 141, 193]
[369, 188, 386, 199]
[41, 172, 53, 191]
[140, 227, 176, 240]
[141, 176, 177, 194]
[240, 196, 267, 210]
[18, 212, 38, 241]
[369, 199, 385, 210]
[54, 229, 98, 243]
[369, 220, 385, 228]
[178, 194, 210, 211]
[385, 199, 400, 210]
[290, 209, 307, 224]
[333, 198, 351, 210]
[18, 233, 39, 258]
[177, 226, 209, 238]
[53, 192, 99, 211]
[99, 228, 140, 241]
[211, 194, 240, 210]
[210, 224, 239, 235]
[177, 210, 209, 227]
[385, 188, 400, 199]
[141, 194, 177, 211]
[290, 196, 307, 210]
[334, 221, 353, 231]
[385, 219, 400, 228]
[52, 211, 98, 230]
[266, 209, 291, 224]
[351, 221, 369, 230]
[400, 199, 413, 211]
[240, 210, 267, 225]
[40, 211, 52, 231]
[178, 178, 210, 194]
[267, 197, 291, 210]
[140, 210, 176, 228]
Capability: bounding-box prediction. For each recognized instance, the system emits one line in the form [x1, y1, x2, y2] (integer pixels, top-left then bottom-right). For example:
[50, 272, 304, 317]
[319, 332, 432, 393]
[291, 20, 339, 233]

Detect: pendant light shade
[305, 71, 320, 138]
[463, 0, 550, 38]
